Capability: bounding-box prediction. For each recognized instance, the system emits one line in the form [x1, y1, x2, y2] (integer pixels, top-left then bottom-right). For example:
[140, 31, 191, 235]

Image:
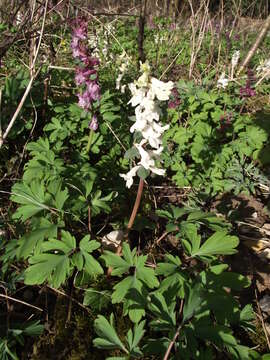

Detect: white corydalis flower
[115, 51, 130, 91]
[231, 50, 240, 79]
[231, 50, 240, 68]
[151, 78, 174, 101]
[120, 165, 140, 189]
[120, 62, 173, 188]
[256, 59, 270, 79]
[135, 140, 166, 176]
[217, 72, 229, 89]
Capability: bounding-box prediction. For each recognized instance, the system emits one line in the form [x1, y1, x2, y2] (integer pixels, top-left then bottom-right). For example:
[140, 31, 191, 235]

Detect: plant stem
[107, 178, 144, 276]
[86, 128, 94, 153]
[127, 178, 144, 231]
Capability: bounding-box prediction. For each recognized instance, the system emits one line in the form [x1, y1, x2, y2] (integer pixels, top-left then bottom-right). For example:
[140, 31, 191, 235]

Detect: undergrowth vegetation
[0, 1, 270, 359]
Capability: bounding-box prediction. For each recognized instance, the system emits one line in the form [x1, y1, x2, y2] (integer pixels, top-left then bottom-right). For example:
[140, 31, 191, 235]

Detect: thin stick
[104, 120, 127, 152]
[159, 49, 183, 80]
[46, 286, 94, 318]
[163, 300, 184, 360]
[0, 0, 48, 148]
[0, 70, 38, 148]
[255, 289, 270, 351]
[0, 293, 43, 312]
[48, 65, 75, 71]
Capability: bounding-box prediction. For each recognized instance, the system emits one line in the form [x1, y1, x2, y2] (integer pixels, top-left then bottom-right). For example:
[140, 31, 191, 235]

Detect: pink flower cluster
[71, 17, 100, 130]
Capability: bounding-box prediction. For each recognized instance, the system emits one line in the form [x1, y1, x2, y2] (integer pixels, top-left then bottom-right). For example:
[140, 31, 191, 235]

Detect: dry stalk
[0, 67, 41, 149]
[188, 0, 210, 79]
[237, 14, 270, 75]
[0, 0, 48, 149]
[0, 293, 43, 312]
[216, 0, 224, 71]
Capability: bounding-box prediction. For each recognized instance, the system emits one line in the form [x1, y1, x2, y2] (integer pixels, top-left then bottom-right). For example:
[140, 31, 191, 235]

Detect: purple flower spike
[87, 82, 100, 101]
[72, 17, 88, 40]
[78, 91, 91, 110]
[73, 27, 87, 40]
[71, 16, 101, 125]
[75, 68, 96, 85]
[89, 115, 99, 131]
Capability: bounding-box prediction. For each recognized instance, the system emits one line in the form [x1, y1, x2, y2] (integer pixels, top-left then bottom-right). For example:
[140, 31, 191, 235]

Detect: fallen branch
[237, 14, 270, 75]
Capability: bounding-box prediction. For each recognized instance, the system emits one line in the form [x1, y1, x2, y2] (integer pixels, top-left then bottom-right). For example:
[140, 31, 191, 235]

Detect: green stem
[86, 129, 94, 153]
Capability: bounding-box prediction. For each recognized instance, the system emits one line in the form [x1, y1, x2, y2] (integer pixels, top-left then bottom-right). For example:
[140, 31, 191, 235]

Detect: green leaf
[54, 185, 69, 210]
[17, 218, 57, 259]
[90, 190, 116, 215]
[156, 254, 181, 276]
[183, 283, 204, 322]
[24, 230, 75, 287]
[23, 321, 44, 336]
[124, 147, 140, 160]
[136, 256, 159, 289]
[130, 320, 145, 351]
[79, 236, 100, 253]
[24, 253, 71, 288]
[112, 276, 135, 303]
[93, 315, 128, 353]
[101, 251, 130, 276]
[27, 137, 50, 154]
[240, 304, 254, 323]
[78, 236, 103, 276]
[191, 231, 239, 258]
[11, 181, 49, 221]
[122, 242, 136, 266]
[183, 223, 201, 254]
[81, 252, 103, 276]
[124, 279, 147, 323]
[83, 288, 111, 310]
[149, 292, 176, 329]
[72, 252, 84, 270]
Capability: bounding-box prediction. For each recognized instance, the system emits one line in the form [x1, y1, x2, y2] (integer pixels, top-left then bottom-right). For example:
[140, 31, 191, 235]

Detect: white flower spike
[120, 62, 173, 188]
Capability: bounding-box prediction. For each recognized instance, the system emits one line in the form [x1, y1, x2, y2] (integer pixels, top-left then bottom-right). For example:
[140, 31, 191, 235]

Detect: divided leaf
[93, 315, 128, 353]
[191, 231, 239, 258]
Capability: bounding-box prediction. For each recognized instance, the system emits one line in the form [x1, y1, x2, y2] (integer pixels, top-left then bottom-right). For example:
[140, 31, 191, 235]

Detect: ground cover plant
[0, 0, 270, 359]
